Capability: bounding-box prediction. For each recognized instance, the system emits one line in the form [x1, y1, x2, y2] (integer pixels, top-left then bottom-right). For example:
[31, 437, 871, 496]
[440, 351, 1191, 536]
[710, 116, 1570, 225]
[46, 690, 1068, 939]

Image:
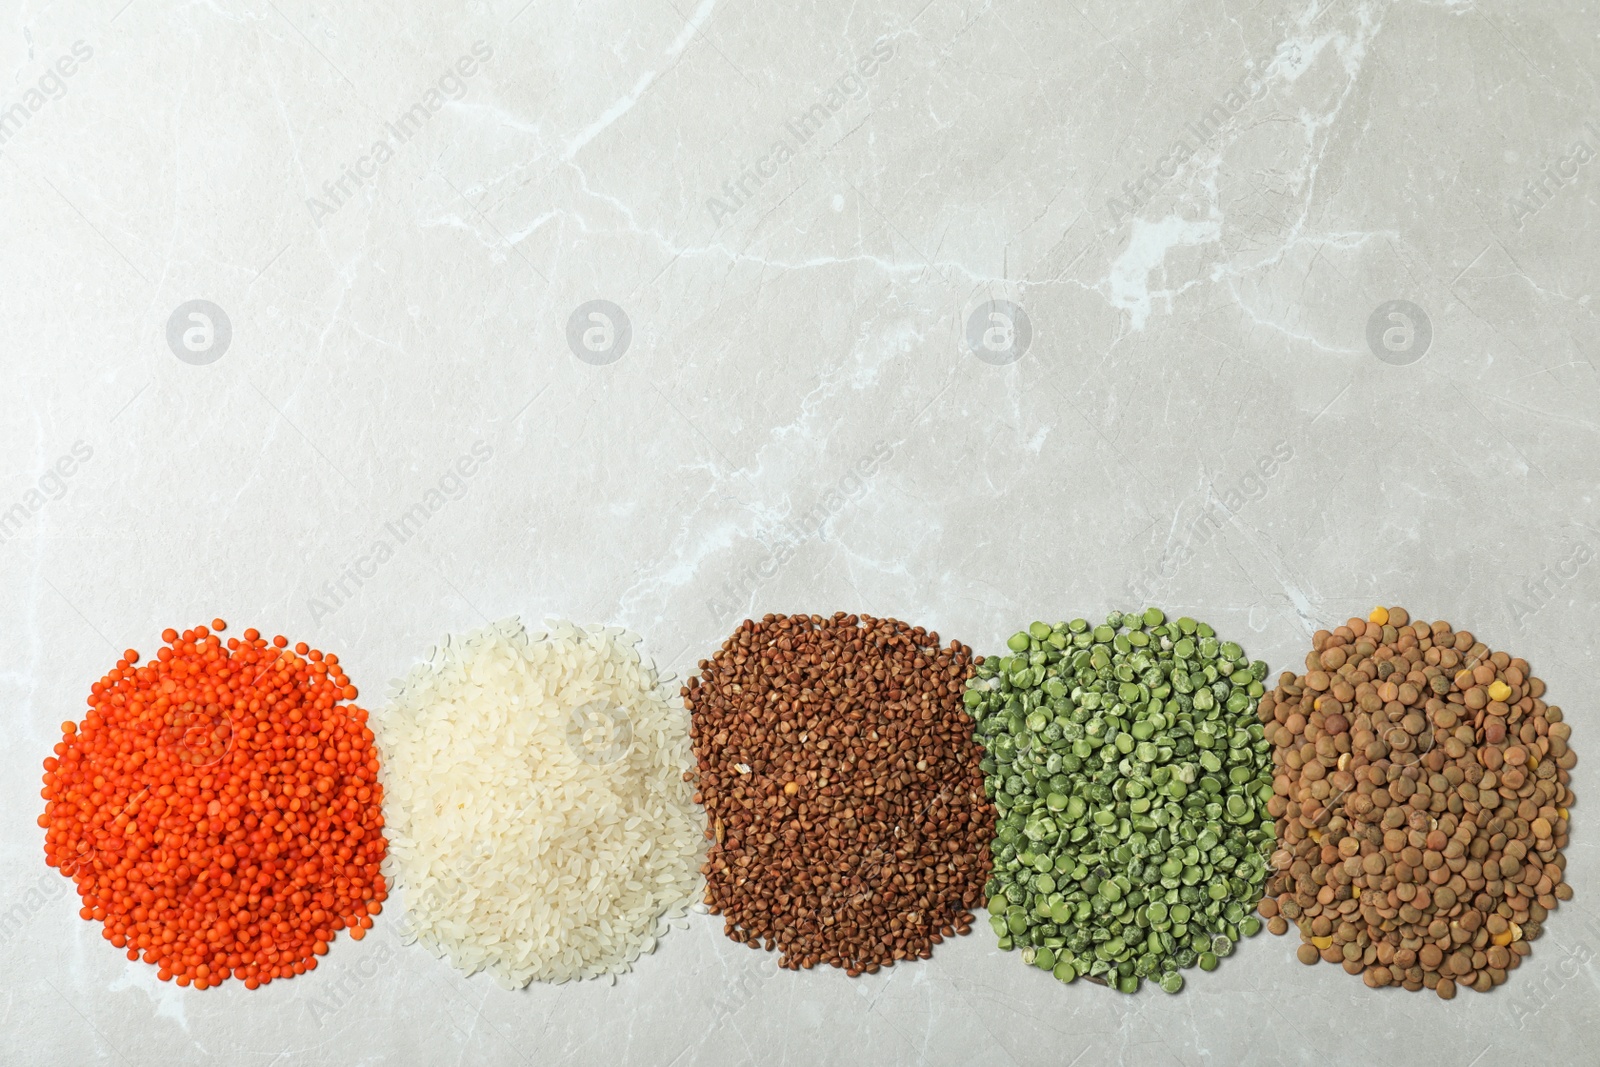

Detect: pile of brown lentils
[1259, 606, 1575, 998]
[683, 612, 993, 975]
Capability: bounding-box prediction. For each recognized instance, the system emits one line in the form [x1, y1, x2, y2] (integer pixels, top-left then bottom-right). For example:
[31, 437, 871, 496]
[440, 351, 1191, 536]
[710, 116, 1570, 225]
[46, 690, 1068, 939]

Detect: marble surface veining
[2, 1, 1598, 1064]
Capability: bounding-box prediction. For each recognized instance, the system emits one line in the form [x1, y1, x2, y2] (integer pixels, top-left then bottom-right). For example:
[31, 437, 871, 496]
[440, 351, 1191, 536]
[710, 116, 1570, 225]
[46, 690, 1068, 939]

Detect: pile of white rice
[376, 618, 704, 986]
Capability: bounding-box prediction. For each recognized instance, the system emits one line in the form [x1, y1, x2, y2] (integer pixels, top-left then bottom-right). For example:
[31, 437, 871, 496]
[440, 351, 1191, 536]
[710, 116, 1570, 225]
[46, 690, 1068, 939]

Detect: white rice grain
[377, 618, 704, 986]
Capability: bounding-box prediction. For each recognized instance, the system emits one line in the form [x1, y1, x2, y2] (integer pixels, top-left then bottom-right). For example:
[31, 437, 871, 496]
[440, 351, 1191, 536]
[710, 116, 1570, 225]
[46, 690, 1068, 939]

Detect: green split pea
[967, 608, 1274, 994]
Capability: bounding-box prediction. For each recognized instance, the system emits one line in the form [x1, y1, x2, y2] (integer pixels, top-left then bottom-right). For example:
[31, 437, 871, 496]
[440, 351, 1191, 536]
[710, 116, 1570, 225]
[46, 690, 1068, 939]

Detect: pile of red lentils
[39, 621, 388, 989]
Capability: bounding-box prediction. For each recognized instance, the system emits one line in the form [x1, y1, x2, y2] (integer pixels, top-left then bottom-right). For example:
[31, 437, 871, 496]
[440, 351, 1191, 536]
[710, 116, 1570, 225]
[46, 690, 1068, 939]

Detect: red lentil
[39, 622, 388, 989]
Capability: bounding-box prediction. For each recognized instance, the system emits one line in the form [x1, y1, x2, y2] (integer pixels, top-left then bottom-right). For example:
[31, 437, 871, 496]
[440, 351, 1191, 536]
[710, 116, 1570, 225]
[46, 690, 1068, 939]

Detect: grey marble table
[3, 1, 1597, 1064]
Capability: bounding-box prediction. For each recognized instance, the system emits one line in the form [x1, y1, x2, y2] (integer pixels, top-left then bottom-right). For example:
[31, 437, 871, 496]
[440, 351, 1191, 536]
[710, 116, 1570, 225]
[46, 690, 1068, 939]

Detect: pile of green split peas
[963, 608, 1276, 993]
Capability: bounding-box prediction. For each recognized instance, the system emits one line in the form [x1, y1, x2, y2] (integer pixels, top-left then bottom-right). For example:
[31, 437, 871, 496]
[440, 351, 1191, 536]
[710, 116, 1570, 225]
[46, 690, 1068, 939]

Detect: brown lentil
[1260, 607, 1576, 999]
[683, 612, 993, 974]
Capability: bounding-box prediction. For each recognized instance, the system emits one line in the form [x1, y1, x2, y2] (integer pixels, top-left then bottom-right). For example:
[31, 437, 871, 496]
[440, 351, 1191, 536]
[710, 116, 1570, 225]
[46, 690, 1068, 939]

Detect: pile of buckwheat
[684, 612, 993, 975]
